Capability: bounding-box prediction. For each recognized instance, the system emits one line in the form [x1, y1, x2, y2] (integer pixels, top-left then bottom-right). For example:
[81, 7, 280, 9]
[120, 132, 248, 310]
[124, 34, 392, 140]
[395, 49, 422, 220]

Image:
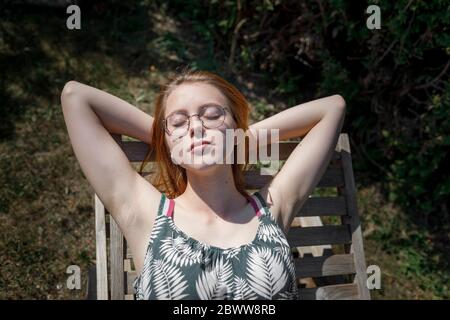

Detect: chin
[180, 152, 225, 172]
[181, 161, 220, 173]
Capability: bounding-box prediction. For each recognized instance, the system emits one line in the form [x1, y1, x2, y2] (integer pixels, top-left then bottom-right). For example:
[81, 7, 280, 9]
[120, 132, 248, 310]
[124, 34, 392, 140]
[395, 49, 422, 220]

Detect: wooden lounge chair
[86, 133, 371, 300]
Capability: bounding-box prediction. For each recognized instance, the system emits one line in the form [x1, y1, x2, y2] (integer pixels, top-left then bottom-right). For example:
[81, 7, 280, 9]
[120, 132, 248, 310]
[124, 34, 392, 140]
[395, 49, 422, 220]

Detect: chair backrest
[92, 133, 370, 300]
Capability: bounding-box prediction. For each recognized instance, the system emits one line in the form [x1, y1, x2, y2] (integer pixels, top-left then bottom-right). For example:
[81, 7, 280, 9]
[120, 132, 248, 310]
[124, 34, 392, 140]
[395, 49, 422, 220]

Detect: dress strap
[156, 193, 174, 217]
[253, 191, 268, 208]
[245, 193, 262, 217]
[166, 198, 175, 218]
[156, 193, 166, 216]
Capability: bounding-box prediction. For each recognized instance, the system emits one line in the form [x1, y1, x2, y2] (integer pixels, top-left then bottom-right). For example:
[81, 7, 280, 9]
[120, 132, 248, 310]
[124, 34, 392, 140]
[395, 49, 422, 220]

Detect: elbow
[333, 94, 346, 110]
[61, 80, 80, 98]
[61, 81, 80, 106]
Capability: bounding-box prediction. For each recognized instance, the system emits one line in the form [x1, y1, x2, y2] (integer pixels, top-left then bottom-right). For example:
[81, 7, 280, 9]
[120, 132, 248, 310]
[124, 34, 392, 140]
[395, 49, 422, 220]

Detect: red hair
[139, 67, 253, 199]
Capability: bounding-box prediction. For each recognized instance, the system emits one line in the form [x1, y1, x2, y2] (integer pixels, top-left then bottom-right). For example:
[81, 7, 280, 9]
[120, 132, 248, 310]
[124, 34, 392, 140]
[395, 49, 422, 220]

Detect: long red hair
[138, 68, 253, 199]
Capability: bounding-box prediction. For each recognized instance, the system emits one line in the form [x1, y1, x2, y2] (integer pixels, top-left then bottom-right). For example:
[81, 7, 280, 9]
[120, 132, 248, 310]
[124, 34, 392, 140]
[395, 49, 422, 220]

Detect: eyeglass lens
[166, 105, 225, 136]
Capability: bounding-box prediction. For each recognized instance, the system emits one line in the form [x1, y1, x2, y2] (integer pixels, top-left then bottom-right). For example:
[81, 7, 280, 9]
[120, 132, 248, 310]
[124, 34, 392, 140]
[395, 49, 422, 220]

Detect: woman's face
[163, 82, 237, 171]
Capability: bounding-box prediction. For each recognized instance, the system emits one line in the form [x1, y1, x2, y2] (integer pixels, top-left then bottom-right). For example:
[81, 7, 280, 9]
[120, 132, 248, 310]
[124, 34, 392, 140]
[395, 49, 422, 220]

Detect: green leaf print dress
[133, 191, 298, 300]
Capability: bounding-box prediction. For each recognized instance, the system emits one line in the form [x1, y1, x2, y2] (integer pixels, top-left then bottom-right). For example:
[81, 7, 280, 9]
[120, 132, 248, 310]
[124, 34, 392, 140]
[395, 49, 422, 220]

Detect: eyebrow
[166, 102, 226, 118]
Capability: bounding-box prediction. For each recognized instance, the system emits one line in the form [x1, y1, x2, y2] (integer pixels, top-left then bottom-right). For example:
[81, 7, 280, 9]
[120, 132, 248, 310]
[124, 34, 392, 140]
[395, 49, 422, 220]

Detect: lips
[190, 140, 211, 152]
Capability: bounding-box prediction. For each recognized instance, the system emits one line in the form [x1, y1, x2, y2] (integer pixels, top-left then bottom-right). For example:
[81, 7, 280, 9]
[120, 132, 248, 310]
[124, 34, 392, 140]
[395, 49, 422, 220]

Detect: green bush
[158, 0, 450, 231]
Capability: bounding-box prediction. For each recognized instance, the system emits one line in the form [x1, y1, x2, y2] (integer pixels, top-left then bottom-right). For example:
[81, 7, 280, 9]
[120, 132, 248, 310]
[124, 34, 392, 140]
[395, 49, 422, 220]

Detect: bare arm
[248, 95, 346, 233]
[60, 80, 161, 233]
[65, 82, 155, 144]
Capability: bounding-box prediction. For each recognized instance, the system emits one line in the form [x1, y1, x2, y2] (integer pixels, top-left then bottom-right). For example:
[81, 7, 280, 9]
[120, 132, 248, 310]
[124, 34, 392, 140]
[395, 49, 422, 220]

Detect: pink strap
[246, 194, 262, 217]
[166, 198, 175, 217]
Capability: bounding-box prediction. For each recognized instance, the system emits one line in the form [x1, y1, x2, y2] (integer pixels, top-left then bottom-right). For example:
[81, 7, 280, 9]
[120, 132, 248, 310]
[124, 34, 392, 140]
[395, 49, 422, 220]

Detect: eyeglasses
[163, 104, 229, 137]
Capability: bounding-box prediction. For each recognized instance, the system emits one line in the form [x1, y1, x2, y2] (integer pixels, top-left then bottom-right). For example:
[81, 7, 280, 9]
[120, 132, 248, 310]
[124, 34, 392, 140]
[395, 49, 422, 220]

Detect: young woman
[60, 69, 346, 300]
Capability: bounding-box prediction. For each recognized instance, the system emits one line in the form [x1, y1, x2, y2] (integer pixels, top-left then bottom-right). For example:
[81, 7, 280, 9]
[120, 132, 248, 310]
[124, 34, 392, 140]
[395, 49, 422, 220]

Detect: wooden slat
[298, 283, 359, 300]
[287, 225, 351, 247]
[110, 215, 125, 300]
[111, 133, 341, 163]
[127, 271, 137, 295]
[105, 220, 110, 239]
[296, 217, 333, 258]
[94, 194, 108, 300]
[295, 254, 355, 278]
[297, 196, 347, 217]
[253, 141, 341, 161]
[337, 133, 371, 300]
[297, 287, 318, 300]
[111, 134, 153, 162]
[126, 246, 133, 259]
[244, 167, 343, 189]
[124, 259, 132, 272]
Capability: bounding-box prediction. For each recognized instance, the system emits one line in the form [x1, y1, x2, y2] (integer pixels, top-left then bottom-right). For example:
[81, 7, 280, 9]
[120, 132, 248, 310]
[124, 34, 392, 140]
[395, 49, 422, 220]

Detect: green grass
[359, 184, 449, 299]
[0, 3, 448, 299]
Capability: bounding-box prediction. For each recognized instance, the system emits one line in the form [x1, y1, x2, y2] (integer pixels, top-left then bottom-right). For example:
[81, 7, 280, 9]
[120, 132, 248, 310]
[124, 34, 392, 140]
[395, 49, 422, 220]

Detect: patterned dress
[133, 191, 298, 300]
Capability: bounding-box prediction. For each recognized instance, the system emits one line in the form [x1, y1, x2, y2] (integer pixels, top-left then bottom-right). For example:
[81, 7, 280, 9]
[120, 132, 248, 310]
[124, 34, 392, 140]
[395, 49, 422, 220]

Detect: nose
[189, 115, 205, 138]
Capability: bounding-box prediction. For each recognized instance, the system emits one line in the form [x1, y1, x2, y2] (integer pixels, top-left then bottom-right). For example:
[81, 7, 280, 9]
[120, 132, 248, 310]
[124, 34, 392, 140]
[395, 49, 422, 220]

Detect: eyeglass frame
[162, 104, 234, 136]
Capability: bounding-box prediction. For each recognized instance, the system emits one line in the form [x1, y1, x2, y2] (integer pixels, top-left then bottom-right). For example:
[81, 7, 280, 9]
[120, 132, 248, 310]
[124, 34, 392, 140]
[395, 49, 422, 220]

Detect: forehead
[165, 83, 228, 116]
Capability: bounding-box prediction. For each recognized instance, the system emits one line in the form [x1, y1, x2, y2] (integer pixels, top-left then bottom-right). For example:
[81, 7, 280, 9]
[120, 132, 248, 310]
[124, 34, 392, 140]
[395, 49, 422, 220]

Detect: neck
[178, 164, 246, 220]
